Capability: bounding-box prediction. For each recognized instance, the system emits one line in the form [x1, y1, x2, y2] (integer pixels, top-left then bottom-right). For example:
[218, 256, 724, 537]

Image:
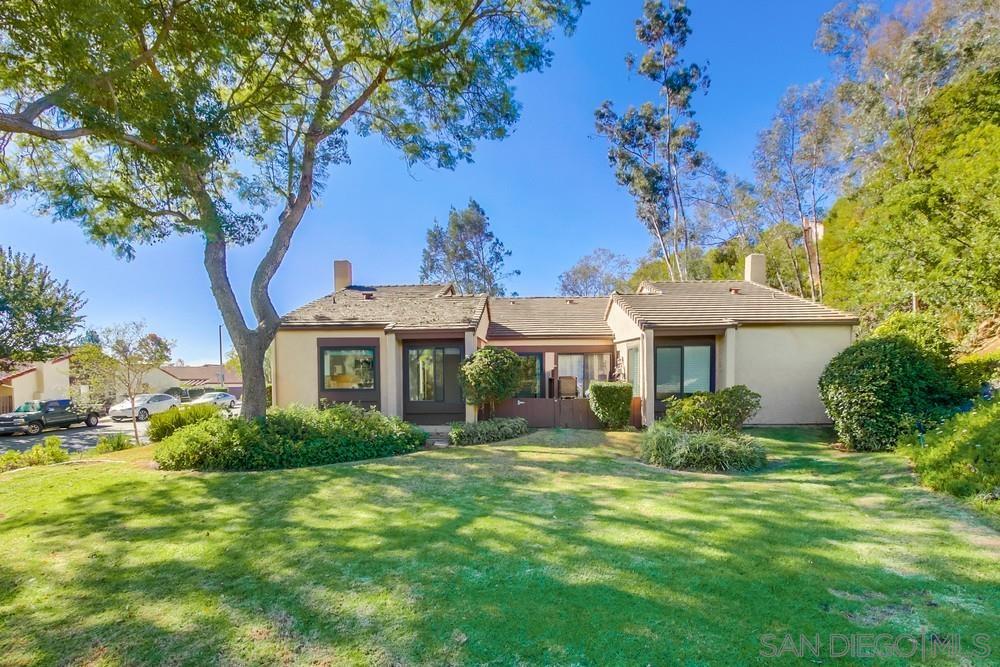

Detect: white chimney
[334, 260, 353, 291]
[744, 253, 766, 284]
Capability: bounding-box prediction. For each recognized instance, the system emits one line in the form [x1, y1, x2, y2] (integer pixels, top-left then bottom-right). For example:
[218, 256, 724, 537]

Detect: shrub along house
[271, 255, 858, 427]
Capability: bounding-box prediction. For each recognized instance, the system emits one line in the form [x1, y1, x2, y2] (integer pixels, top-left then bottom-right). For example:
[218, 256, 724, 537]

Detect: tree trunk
[130, 395, 140, 446]
[236, 336, 270, 419]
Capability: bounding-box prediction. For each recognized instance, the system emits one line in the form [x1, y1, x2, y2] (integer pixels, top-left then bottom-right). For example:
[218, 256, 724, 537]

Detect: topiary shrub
[94, 433, 135, 454]
[448, 417, 529, 446]
[871, 312, 956, 359]
[0, 436, 68, 472]
[588, 381, 633, 429]
[148, 403, 220, 442]
[458, 347, 523, 416]
[819, 335, 966, 451]
[154, 404, 427, 471]
[662, 385, 762, 432]
[899, 399, 999, 505]
[640, 422, 766, 472]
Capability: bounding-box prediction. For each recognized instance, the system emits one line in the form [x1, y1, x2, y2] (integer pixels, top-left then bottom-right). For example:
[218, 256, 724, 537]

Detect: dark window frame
[654, 342, 716, 400]
[316, 337, 381, 410]
[515, 352, 544, 398]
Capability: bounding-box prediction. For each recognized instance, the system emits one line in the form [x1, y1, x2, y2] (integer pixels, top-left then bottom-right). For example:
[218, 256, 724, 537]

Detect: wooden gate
[489, 398, 602, 429]
[0, 396, 12, 414]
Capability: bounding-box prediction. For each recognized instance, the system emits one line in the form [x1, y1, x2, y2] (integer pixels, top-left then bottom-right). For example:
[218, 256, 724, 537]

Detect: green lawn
[0, 428, 997, 665]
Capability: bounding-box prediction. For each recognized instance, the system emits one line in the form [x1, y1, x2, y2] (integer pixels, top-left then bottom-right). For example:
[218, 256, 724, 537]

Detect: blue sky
[4, 1, 840, 362]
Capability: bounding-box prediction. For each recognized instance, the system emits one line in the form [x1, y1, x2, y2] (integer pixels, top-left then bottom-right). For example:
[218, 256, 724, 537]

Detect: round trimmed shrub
[871, 312, 956, 360]
[148, 403, 220, 442]
[663, 385, 761, 432]
[458, 347, 524, 416]
[588, 381, 633, 429]
[818, 335, 965, 451]
[640, 422, 766, 472]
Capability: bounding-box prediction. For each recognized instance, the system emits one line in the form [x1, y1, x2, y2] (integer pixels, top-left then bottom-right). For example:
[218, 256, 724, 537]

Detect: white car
[108, 394, 180, 421]
[190, 392, 238, 409]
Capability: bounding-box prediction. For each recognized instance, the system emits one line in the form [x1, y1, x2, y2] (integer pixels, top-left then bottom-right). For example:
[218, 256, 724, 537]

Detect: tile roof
[615, 281, 859, 329]
[281, 284, 487, 331]
[161, 364, 242, 385]
[487, 297, 613, 338]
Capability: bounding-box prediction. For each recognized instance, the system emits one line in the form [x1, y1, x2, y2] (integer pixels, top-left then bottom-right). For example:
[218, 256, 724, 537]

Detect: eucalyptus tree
[595, 0, 708, 281]
[557, 248, 631, 297]
[0, 0, 583, 418]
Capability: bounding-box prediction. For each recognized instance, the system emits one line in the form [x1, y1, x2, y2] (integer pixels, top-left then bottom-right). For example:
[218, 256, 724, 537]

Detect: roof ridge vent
[362, 292, 374, 300]
[729, 287, 742, 295]
[565, 298, 577, 304]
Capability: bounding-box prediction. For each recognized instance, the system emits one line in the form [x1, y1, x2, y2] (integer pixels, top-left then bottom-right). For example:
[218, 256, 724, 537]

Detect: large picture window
[655, 344, 712, 399]
[322, 348, 375, 390]
[407, 346, 462, 402]
[627, 345, 640, 397]
[557, 352, 611, 398]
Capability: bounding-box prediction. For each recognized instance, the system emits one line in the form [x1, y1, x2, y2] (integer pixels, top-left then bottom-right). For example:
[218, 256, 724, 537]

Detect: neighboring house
[158, 364, 244, 398]
[0, 356, 71, 413]
[272, 256, 858, 427]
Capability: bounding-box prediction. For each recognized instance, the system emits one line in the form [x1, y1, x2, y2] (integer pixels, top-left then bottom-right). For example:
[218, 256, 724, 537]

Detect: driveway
[0, 417, 150, 454]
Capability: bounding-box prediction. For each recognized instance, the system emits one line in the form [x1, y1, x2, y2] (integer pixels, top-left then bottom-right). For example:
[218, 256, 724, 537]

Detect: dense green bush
[154, 404, 427, 471]
[449, 417, 529, 446]
[899, 400, 999, 505]
[458, 347, 523, 415]
[588, 381, 633, 429]
[94, 433, 136, 454]
[148, 403, 220, 442]
[640, 422, 766, 472]
[819, 336, 966, 451]
[955, 351, 1000, 395]
[871, 312, 956, 359]
[0, 436, 68, 472]
[663, 385, 762, 432]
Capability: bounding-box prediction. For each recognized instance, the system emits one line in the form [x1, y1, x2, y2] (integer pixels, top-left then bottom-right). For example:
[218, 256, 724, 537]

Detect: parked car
[108, 394, 180, 421]
[0, 399, 101, 436]
[189, 392, 238, 409]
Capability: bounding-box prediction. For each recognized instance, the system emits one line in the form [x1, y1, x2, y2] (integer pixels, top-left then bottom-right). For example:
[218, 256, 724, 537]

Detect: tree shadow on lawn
[1, 431, 998, 665]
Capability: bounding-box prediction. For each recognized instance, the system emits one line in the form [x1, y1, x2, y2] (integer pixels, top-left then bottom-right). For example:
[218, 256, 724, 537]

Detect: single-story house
[0, 355, 71, 413]
[272, 255, 858, 427]
[155, 364, 244, 398]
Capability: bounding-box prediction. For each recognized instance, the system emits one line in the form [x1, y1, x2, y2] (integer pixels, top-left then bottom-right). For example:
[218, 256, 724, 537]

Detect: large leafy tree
[419, 199, 518, 296]
[558, 248, 631, 296]
[0, 0, 582, 417]
[0, 247, 84, 370]
[595, 0, 708, 282]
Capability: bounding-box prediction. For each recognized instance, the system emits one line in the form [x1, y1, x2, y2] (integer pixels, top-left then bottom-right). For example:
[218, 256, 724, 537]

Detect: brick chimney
[334, 260, 353, 291]
[744, 253, 766, 284]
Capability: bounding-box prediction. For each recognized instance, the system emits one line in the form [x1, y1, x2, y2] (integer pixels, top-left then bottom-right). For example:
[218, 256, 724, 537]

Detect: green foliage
[820, 70, 1000, 339]
[94, 433, 136, 454]
[458, 347, 524, 414]
[662, 385, 762, 433]
[154, 404, 427, 471]
[420, 200, 518, 296]
[955, 352, 1000, 395]
[871, 312, 956, 359]
[0, 248, 84, 370]
[818, 336, 966, 451]
[0, 436, 68, 472]
[900, 400, 999, 503]
[587, 382, 633, 430]
[148, 403, 220, 442]
[448, 417, 529, 446]
[640, 423, 766, 472]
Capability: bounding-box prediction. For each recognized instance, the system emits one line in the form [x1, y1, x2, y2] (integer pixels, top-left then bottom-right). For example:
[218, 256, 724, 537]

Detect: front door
[403, 343, 465, 425]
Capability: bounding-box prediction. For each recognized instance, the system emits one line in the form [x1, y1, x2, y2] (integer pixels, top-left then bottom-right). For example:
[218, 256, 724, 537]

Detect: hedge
[588, 381, 633, 429]
[0, 437, 68, 473]
[448, 417, 529, 446]
[154, 404, 427, 471]
[818, 335, 966, 451]
[148, 403, 220, 442]
[663, 385, 761, 432]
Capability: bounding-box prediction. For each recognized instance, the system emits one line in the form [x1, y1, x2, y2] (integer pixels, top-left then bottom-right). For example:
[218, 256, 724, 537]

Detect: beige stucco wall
[606, 301, 643, 342]
[272, 328, 391, 412]
[142, 367, 179, 393]
[729, 324, 855, 425]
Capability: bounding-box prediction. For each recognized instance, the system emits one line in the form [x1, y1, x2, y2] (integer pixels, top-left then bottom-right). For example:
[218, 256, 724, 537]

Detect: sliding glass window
[557, 352, 611, 398]
[516, 353, 543, 398]
[655, 344, 712, 399]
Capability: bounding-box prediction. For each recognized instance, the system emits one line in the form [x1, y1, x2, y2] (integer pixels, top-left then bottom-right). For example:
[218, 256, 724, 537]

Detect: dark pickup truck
[0, 399, 100, 436]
